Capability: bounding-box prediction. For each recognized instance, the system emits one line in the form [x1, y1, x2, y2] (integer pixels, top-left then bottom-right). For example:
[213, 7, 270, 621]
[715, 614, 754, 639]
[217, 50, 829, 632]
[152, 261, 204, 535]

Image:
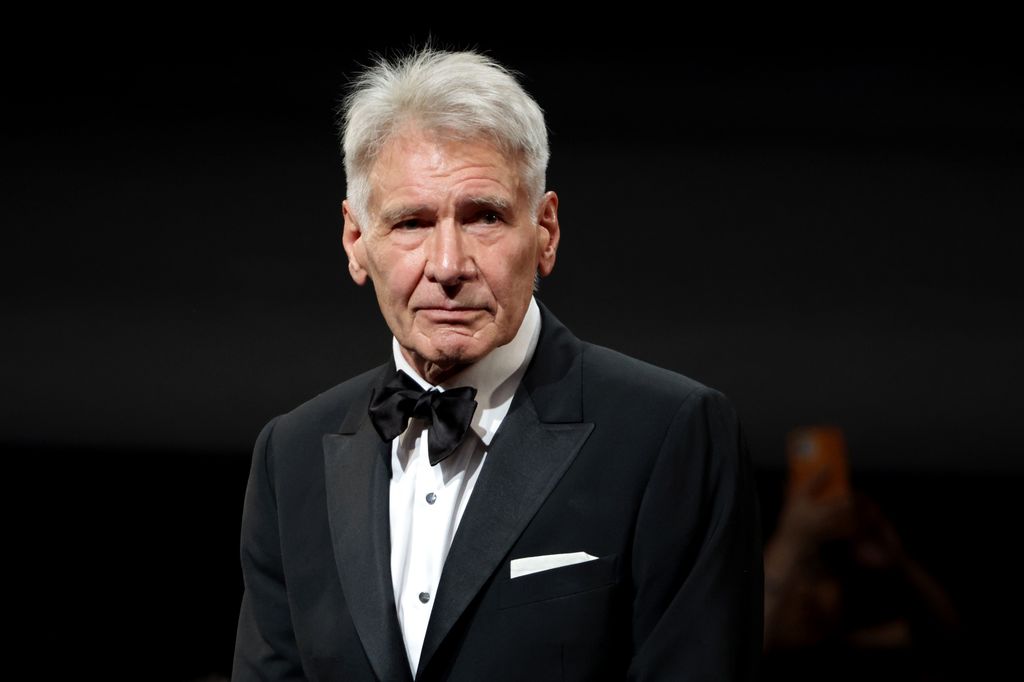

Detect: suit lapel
[323, 363, 413, 682]
[416, 303, 594, 677]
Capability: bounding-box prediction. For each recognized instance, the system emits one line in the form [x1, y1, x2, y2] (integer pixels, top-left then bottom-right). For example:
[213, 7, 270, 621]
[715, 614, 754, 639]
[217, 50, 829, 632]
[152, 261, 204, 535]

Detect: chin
[429, 344, 485, 367]
[426, 334, 493, 366]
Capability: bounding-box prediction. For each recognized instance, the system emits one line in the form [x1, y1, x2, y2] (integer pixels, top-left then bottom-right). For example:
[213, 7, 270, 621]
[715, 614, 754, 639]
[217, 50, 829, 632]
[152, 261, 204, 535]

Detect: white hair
[339, 48, 549, 225]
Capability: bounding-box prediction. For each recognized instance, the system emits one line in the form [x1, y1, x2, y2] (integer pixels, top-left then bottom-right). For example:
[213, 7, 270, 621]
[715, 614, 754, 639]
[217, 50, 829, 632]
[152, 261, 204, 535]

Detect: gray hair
[339, 48, 549, 225]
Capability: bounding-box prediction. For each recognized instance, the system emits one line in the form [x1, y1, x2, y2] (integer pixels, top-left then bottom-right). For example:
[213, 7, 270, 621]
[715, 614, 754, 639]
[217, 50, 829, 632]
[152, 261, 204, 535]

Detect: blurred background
[4, 33, 1021, 680]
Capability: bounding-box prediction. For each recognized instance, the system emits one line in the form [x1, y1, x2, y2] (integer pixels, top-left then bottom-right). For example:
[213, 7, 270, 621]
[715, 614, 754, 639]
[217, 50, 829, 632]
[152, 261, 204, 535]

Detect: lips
[417, 307, 482, 318]
[418, 305, 477, 312]
[414, 304, 490, 325]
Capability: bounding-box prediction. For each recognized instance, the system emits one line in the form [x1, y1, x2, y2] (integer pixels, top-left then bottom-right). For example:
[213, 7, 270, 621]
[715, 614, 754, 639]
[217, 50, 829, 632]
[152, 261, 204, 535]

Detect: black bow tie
[368, 369, 479, 466]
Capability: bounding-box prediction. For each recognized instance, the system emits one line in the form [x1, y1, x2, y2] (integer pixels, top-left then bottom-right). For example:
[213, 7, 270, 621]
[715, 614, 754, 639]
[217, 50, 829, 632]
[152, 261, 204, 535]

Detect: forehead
[368, 129, 524, 213]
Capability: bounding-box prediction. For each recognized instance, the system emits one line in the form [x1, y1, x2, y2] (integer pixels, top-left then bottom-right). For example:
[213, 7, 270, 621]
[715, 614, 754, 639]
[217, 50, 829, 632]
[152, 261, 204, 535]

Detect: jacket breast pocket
[498, 553, 619, 610]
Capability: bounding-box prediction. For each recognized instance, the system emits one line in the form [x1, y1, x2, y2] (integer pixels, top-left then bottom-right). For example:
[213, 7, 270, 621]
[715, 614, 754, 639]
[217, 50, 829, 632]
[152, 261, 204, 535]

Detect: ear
[535, 191, 560, 278]
[342, 199, 370, 286]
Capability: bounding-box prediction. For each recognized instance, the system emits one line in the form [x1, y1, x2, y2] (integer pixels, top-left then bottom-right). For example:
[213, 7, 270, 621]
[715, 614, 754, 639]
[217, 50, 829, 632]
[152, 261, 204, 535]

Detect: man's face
[342, 128, 559, 383]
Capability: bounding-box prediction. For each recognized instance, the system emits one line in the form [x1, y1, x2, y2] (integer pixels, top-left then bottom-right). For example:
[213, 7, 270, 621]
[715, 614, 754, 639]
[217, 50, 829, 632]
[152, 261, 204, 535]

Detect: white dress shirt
[388, 297, 541, 675]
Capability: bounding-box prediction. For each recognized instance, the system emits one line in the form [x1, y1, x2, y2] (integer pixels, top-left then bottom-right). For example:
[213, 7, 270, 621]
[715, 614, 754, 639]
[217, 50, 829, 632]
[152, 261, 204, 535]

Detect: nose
[424, 221, 475, 286]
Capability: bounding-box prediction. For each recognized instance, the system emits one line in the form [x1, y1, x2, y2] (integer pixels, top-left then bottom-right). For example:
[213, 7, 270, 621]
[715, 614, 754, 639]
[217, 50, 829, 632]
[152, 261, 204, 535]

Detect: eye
[395, 218, 424, 230]
[475, 211, 502, 225]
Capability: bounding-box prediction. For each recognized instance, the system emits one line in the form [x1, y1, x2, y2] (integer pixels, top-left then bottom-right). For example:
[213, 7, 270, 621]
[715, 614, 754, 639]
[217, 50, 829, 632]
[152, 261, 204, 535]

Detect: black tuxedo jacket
[232, 304, 763, 681]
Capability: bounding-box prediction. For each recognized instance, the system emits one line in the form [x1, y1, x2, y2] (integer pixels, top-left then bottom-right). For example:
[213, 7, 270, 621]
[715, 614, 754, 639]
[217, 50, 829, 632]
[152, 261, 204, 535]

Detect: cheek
[508, 243, 540, 285]
[491, 247, 539, 307]
[371, 252, 422, 302]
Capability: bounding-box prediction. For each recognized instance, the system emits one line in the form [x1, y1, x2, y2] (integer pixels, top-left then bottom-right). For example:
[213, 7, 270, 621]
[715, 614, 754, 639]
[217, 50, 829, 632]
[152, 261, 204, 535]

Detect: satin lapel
[323, 367, 412, 682]
[417, 303, 594, 676]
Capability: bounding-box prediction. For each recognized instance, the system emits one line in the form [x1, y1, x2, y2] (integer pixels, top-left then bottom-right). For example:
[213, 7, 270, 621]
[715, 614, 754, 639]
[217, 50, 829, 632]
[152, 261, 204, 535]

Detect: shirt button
[425, 492, 437, 505]
[419, 592, 431, 604]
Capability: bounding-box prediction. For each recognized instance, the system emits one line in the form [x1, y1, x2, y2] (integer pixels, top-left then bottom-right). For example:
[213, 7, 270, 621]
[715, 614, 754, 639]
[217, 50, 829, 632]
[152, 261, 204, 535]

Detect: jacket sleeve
[627, 388, 763, 681]
[232, 416, 308, 681]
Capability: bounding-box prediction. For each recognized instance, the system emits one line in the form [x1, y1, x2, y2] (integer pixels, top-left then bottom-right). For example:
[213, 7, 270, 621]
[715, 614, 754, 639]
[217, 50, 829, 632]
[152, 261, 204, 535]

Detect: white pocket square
[510, 551, 599, 579]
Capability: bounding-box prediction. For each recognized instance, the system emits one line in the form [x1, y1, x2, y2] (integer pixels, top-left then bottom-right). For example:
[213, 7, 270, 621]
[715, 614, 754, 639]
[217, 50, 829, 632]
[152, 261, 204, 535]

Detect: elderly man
[233, 48, 762, 681]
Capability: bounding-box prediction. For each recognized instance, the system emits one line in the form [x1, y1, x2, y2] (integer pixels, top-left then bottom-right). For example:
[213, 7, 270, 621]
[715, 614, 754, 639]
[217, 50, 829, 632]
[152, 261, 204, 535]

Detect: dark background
[4, 36, 1021, 679]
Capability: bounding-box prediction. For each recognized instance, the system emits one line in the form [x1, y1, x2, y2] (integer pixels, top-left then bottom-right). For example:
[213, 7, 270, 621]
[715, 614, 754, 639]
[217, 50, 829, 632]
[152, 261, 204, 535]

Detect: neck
[401, 349, 470, 386]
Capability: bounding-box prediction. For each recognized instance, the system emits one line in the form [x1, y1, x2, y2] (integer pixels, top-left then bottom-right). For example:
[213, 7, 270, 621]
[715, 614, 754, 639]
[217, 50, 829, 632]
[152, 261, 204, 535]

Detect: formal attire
[232, 301, 763, 681]
[388, 298, 541, 674]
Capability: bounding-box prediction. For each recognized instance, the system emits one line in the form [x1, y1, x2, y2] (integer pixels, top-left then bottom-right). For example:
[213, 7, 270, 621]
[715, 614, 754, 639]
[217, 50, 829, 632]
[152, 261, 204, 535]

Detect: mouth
[415, 305, 487, 324]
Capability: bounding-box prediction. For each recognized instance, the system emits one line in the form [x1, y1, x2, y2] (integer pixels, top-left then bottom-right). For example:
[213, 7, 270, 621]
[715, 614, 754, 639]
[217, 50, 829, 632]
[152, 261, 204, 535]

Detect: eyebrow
[378, 204, 432, 227]
[378, 195, 514, 226]
[464, 195, 514, 214]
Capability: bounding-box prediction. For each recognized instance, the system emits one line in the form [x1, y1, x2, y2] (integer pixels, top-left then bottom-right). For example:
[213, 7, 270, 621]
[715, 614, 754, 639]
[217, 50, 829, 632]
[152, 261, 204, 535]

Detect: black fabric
[367, 369, 478, 466]
[232, 303, 764, 681]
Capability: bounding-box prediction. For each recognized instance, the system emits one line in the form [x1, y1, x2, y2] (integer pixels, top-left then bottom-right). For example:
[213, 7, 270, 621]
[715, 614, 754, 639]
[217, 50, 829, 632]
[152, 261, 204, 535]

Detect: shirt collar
[391, 296, 542, 445]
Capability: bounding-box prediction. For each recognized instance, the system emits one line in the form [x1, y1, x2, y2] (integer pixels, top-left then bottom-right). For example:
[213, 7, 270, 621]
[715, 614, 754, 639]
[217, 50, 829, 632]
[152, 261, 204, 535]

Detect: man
[233, 48, 762, 681]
